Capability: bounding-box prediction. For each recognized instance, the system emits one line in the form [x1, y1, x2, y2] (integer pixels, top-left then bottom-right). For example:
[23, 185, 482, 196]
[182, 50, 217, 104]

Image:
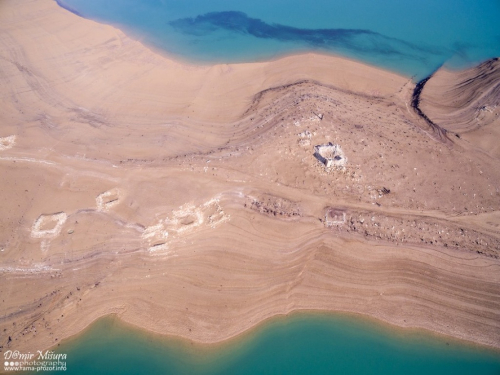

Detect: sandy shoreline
[1, 0, 500, 357]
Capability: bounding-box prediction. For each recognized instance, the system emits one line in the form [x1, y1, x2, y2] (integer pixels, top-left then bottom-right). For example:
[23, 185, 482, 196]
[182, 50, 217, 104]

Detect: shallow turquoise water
[35, 314, 500, 375]
[57, 0, 500, 79]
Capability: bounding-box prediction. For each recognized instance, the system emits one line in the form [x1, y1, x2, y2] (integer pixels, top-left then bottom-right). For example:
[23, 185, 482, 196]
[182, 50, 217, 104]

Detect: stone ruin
[324, 208, 346, 227]
[314, 142, 347, 170]
[31, 212, 68, 239]
[298, 130, 312, 147]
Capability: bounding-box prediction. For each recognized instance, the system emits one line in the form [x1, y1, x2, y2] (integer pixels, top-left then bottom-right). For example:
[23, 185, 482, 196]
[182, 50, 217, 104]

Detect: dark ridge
[413, 58, 500, 135]
[411, 71, 451, 144]
[243, 79, 311, 117]
[411, 76, 432, 110]
[55, 0, 84, 18]
[242, 79, 383, 118]
[170, 11, 441, 60]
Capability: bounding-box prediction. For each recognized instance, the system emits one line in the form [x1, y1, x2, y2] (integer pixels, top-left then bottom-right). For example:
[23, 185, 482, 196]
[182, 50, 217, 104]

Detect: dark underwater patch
[55, 0, 85, 18]
[169, 11, 442, 60]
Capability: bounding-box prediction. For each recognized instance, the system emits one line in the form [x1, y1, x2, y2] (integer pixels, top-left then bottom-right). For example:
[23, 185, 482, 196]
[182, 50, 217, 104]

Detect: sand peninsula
[1, 0, 499, 354]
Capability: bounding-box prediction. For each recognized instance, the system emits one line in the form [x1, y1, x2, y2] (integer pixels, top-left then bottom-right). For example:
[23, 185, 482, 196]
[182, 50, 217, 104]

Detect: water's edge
[40, 311, 500, 375]
[55, 310, 500, 357]
[54, 0, 500, 80]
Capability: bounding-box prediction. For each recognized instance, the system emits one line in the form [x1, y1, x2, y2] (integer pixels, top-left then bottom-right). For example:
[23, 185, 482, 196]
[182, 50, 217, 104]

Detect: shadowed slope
[419, 58, 500, 157]
[420, 58, 500, 132]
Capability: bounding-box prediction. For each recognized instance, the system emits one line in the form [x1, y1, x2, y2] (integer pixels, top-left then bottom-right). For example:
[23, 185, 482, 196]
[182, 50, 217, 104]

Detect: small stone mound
[298, 130, 312, 147]
[314, 142, 347, 170]
[166, 198, 228, 233]
[142, 197, 229, 253]
[245, 194, 301, 219]
[96, 188, 121, 212]
[142, 221, 169, 254]
[0, 135, 16, 151]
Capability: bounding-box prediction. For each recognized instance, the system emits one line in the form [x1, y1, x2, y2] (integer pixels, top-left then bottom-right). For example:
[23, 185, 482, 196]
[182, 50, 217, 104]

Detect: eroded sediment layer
[419, 59, 500, 158]
[1, 0, 500, 355]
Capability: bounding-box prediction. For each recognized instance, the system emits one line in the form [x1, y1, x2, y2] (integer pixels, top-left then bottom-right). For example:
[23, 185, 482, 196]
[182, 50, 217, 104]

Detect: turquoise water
[57, 0, 500, 79]
[35, 314, 500, 375]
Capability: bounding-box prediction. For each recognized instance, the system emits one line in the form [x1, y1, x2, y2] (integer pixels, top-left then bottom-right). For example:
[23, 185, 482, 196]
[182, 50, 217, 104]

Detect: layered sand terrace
[1, 0, 500, 355]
